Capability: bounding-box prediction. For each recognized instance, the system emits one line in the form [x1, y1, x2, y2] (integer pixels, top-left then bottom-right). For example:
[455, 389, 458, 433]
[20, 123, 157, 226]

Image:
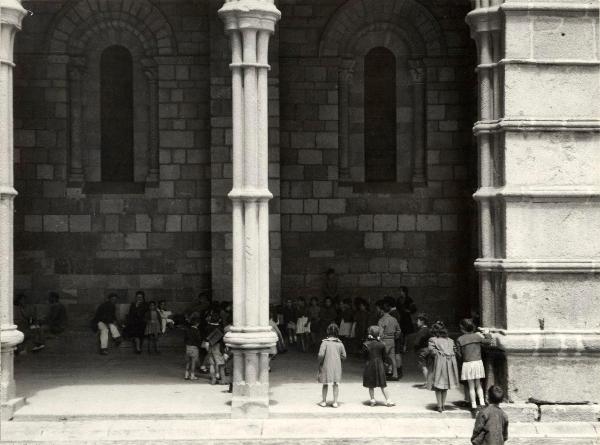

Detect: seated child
[157, 300, 174, 334]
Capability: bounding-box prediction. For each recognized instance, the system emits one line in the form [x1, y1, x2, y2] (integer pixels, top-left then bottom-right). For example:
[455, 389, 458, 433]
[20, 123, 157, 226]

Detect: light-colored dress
[144, 310, 161, 336]
[317, 337, 346, 384]
[296, 315, 310, 334]
[427, 336, 459, 390]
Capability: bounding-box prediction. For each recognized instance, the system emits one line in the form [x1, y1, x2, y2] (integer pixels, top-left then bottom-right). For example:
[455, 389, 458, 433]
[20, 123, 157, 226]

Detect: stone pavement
[3, 347, 599, 444]
[11, 346, 468, 419]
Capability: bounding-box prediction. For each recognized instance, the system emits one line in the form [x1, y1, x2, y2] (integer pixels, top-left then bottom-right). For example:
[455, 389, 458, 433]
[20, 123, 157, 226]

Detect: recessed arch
[319, 0, 446, 58]
[46, 0, 177, 56]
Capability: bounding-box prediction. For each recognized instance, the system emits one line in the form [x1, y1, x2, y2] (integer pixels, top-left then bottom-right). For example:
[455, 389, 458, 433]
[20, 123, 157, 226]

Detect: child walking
[362, 326, 395, 407]
[144, 301, 162, 353]
[295, 298, 310, 352]
[427, 321, 459, 412]
[456, 318, 493, 413]
[317, 323, 347, 408]
[184, 317, 202, 380]
[471, 385, 509, 445]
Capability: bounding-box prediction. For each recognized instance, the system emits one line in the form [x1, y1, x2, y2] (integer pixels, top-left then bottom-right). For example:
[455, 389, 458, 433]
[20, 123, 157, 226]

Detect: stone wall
[12, 0, 478, 326]
[277, 0, 478, 324]
[14, 0, 212, 313]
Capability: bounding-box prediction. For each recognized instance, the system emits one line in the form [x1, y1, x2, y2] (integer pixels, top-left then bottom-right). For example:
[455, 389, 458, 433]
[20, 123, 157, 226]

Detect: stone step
[2, 418, 598, 444]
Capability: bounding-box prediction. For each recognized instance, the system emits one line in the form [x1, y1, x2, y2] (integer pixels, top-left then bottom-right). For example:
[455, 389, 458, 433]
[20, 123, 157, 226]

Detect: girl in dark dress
[362, 325, 395, 407]
[125, 291, 147, 354]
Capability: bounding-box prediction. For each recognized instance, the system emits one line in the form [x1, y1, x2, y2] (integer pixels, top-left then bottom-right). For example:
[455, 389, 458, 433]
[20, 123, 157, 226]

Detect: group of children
[315, 316, 507, 444]
[183, 304, 233, 387]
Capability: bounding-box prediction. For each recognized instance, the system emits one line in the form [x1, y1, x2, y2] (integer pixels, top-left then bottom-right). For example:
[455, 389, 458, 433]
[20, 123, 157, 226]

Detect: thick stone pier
[467, 0, 600, 416]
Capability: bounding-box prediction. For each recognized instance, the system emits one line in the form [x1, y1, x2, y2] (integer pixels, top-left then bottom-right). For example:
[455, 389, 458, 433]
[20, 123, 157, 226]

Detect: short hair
[135, 290, 145, 298]
[190, 316, 201, 326]
[400, 286, 409, 296]
[108, 293, 118, 300]
[326, 323, 339, 337]
[416, 313, 429, 325]
[488, 385, 504, 404]
[431, 321, 448, 338]
[368, 325, 381, 338]
[381, 300, 392, 312]
[460, 318, 476, 333]
[148, 300, 157, 307]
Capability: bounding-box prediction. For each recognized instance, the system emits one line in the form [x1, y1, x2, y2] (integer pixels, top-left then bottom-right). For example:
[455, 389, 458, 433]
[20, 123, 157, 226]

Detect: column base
[231, 387, 270, 419]
[1, 397, 25, 421]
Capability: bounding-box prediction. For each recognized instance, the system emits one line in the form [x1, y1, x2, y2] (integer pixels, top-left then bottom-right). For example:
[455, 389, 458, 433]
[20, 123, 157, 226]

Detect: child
[362, 326, 395, 407]
[144, 301, 162, 353]
[338, 298, 354, 350]
[427, 321, 459, 412]
[282, 299, 297, 347]
[456, 318, 493, 412]
[157, 300, 174, 334]
[471, 385, 509, 445]
[317, 323, 346, 408]
[203, 310, 225, 385]
[295, 297, 310, 352]
[184, 317, 202, 380]
[307, 297, 321, 351]
[413, 313, 431, 387]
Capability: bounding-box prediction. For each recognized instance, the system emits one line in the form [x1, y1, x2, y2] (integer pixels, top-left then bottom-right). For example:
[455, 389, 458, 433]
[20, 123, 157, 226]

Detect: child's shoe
[184, 371, 190, 380]
[369, 399, 376, 407]
[318, 401, 327, 407]
[190, 374, 198, 380]
[386, 400, 395, 407]
[332, 402, 339, 408]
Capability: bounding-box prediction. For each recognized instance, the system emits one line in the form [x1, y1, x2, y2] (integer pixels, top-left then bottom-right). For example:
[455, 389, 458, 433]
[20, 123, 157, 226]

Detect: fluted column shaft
[219, 0, 280, 419]
[0, 0, 26, 422]
[409, 59, 426, 186]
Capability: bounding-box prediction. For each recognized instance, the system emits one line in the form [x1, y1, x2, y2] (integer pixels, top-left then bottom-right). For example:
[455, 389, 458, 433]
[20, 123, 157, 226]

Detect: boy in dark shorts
[413, 313, 430, 387]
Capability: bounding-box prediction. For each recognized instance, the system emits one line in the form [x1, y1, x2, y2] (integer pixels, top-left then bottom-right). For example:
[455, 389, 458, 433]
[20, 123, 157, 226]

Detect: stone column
[67, 57, 85, 185]
[218, 0, 280, 419]
[468, 0, 600, 418]
[143, 63, 159, 185]
[408, 59, 426, 186]
[0, 0, 26, 421]
[337, 58, 354, 181]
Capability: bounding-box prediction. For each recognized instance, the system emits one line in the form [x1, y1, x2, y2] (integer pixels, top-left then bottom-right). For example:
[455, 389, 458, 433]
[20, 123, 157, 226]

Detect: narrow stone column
[144, 64, 159, 185]
[468, 0, 600, 416]
[67, 57, 85, 185]
[0, 0, 26, 422]
[337, 58, 354, 181]
[408, 59, 426, 186]
[218, 0, 280, 419]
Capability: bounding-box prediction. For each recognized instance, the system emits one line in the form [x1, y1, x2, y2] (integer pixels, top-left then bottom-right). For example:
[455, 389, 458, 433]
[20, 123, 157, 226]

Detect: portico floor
[12, 346, 467, 420]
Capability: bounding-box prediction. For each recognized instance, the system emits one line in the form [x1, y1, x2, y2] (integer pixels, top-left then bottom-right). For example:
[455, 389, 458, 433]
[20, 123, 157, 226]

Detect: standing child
[295, 298, 310, 352]
[184, 317, 202, 380]
[413, 313, 431, 387]
[317, 323, 346, 408]
[203, 310, 225, 385]
[338, 298, 355, 351]
[308, 297, 321, 351]
[427, 321, 460, 412]
[282, 299, 297, 347]
[144, 301, 162, 353]
[362, 326, 395, 407]
[471, 385, 509, 445]
[456, 318, 493, 413]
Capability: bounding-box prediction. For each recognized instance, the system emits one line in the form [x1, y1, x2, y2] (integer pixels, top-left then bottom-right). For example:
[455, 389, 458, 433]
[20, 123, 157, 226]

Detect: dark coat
[471, 404, 509, 445]
[93, 301, 117, 327]
[125, 302, 147, 339]
[362, 339, 388, 388]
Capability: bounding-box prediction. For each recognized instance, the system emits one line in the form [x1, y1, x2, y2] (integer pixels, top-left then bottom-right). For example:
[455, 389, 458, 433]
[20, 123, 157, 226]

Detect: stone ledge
[539, 404, 600, 423]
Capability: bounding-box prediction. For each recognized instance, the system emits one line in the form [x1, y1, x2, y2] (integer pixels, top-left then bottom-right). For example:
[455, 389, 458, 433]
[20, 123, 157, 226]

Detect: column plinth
[0, 0, 26, 421]
[219, 0, 280, 419]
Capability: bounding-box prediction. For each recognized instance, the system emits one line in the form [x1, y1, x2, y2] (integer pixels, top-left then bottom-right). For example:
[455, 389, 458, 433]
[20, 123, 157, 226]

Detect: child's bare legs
[209, 364, 217, 384]
[435, 389, 447, 412]
[475, 379, 486, 406]
[190, 357, 198, 379]
[467, 379, 477, 408]
[332, 383, 339, 407]
[185, 357, 191, 379]
[134, 337, 141, 353]
[368, 388, 375, 403]
[441, 389, 448, 409]
[421, 365, 428, 385]
[319, 384, 328, 406]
